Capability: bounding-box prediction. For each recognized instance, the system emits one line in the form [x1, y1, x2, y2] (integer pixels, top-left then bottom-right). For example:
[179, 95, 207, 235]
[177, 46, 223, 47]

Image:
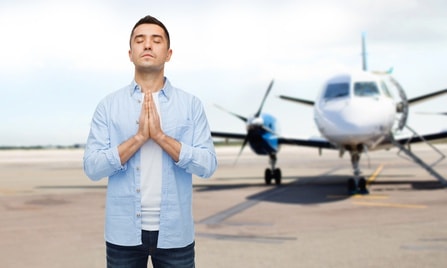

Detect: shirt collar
[130, 77, 172, 100]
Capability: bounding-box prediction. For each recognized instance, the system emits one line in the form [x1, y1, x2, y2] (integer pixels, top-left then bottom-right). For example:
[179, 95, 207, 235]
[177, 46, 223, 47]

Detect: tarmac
[1, 144, 447, 267]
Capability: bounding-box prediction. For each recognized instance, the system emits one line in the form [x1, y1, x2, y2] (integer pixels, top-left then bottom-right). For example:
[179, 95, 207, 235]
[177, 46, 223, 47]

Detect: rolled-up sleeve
[175, 99, 217, 178]
[83, 101, 125, 181]
[177, 141, 217, 178]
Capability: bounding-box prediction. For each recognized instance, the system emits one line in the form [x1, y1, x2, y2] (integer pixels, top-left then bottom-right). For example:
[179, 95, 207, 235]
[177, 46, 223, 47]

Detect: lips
[141, 53, 154, 58]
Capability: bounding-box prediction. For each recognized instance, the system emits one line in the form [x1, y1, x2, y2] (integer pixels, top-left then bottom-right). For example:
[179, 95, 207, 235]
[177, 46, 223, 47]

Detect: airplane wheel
[264, 168, 272, 185]
[347, 178, 356, 195]
[274, 168, 282, 185]
[358, 177, 369, 195]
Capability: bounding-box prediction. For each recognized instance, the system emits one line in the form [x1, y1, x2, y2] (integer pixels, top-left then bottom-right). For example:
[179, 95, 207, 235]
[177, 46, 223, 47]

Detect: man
[83, 15, 217, 268]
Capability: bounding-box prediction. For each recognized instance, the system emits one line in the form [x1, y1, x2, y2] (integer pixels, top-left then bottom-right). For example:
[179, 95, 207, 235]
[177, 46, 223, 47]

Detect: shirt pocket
[107, 196, 135, 217]
[165, 120, 194, 145]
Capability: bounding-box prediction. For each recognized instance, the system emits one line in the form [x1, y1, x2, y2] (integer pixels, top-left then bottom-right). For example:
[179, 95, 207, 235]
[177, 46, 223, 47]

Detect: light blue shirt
[83, 78, 217, 248]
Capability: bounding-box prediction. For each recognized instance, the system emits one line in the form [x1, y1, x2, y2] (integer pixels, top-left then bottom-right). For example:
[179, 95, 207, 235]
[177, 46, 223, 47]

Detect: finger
[148, 92, 157, 118]
[145, 92, 151, 118]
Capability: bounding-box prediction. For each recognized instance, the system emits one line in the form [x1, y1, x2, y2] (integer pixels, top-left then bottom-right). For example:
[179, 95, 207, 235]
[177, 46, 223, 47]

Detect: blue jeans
[106, 231, 195, 268]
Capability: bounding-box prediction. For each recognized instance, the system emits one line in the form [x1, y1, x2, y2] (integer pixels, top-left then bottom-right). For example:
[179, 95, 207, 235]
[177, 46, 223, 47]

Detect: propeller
[213, 79, 275, 163]
[239, 79, 275, 159]
[214, 79, 275, 126]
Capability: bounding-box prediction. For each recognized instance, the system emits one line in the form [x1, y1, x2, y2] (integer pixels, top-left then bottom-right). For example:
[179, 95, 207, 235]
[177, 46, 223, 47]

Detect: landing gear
[347, 177, 369, 195]
[347, 178, 356, 195]
[358, 177, 369, 194]
[265, 168, 281, 185]
[347, 150, 369, 195]
[264, 153, 281, 185]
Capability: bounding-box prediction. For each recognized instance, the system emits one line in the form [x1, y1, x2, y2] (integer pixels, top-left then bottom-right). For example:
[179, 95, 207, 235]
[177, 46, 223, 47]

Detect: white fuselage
[314, 72, 396, 148]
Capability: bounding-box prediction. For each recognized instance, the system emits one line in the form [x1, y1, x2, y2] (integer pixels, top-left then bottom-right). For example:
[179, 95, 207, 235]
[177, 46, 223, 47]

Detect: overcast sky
[1, 0, 447, 146]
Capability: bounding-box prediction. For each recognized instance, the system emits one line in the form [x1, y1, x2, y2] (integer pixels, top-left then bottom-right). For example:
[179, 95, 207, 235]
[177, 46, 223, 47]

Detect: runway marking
[355, 164, 427, 209]
[198, 187, 288, 225]
[326, 164, 386, 199]
[352, 201, 427, 209]
[367, 163, 384, 186]
[329, 164, 426, 209]
[196, 232, 296, 244]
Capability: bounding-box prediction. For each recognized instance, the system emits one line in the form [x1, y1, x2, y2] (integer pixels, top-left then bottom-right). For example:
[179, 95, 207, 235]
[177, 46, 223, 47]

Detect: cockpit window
[380, 81, 393, 98]
[354, 82, 379, 97]
[323, 83, 349, 99]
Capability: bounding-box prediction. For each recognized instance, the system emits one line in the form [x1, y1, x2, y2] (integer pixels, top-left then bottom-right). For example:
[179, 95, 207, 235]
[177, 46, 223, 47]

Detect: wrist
[133, 134, 146, 145]
[153, 133, 166, 144]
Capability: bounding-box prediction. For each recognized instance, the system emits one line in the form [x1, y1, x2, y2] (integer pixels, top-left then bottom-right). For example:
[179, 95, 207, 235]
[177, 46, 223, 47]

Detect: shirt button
[136, 120, 139, 125]
[136, 213, 141, 217]
[136, 188, 140, 193]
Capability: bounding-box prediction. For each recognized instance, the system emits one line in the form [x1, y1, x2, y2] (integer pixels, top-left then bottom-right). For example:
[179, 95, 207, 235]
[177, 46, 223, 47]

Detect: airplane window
[380, 81, 393, 98]
[323, 83, 349, 99]
[354, 82, 379, 97]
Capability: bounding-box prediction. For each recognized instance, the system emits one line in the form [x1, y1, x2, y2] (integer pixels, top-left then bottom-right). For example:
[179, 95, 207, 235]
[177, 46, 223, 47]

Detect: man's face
[129, 23, 172, 72]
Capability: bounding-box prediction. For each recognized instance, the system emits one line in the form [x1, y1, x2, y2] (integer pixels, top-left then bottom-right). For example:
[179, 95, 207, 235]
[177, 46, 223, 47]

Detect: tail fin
[362, 33, 394, 74]
[361, 32, 367, 71]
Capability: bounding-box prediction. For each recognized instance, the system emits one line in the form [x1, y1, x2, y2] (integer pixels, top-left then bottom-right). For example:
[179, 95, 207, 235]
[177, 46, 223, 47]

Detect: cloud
[0, 1, 131, 73]
[1, 0, 447, 145]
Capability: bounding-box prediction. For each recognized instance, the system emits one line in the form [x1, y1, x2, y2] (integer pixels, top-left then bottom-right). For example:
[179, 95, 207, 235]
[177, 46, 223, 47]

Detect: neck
[134, 70, 165, 93]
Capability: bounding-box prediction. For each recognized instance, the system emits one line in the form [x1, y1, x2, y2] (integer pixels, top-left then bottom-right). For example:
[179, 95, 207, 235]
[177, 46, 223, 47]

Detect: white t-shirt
[140, 91, 163, 231]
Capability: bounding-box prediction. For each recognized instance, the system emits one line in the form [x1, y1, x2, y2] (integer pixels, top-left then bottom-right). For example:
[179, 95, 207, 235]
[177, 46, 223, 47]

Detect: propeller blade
[213, 104, 247, 122]
[254, 79, 274, 117]
[233, 136, 249, 166]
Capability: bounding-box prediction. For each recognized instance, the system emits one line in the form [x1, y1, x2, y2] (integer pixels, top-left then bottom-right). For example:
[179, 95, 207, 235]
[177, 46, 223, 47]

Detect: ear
[165, 48, 173, 62]
[128, 49, 133, 62]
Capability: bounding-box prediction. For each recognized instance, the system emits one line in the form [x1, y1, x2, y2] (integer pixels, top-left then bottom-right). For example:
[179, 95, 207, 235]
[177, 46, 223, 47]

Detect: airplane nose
[341, 99, 388, 125]
[318, 97, 395, 143]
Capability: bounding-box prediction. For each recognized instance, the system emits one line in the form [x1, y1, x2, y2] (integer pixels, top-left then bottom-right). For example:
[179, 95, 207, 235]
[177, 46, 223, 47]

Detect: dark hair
[130, 15, 170, 48]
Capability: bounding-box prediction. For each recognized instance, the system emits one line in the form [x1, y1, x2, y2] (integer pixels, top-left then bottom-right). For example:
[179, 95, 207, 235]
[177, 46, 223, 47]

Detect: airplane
[278, 33, 447, 194]
[210, 80, 329, 185]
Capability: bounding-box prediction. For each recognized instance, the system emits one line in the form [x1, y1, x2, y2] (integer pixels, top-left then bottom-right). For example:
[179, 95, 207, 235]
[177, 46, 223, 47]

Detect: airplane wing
[408, 88, 447, 105]
[278, 137, 336, 149]
[211, 131, 246, 140]
[374, 130, 447, 151]
[212, 131, 336, 149]
[278, 130, 447, 151]
[393, 130, 447, 145]
[417, 112, 447, 116]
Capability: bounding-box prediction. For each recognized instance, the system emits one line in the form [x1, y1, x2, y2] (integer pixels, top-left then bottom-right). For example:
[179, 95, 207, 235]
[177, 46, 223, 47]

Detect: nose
[144, 39, 152, 50]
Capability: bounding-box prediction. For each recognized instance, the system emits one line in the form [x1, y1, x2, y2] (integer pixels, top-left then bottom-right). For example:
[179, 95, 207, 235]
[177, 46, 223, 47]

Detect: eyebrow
[133, 34, 164, 41]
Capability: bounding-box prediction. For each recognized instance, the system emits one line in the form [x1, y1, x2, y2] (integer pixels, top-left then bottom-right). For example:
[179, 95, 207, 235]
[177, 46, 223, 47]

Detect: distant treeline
[0, 140, 241, 150]
[213, 140, 242, 146]
[0, 144, 85, 150]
